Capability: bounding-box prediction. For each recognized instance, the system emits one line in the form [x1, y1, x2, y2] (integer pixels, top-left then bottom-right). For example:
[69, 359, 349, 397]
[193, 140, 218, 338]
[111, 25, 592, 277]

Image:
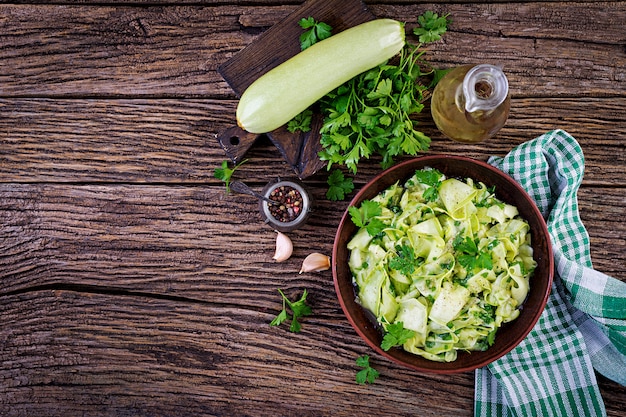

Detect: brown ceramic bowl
[332, 155, 553, 374]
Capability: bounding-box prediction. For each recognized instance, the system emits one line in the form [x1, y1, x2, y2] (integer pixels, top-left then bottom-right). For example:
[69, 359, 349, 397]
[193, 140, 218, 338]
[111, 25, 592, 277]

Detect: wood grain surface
[1, 1, 625, 416]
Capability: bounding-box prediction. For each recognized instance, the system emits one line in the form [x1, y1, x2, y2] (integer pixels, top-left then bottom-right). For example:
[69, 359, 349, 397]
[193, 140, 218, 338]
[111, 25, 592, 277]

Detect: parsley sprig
[298, 17, 333, 50]
[326, 169, 354, 201]
[413, 11, 451, 43]
[388, 244, 423, 275]
[270, 289, 313, 333]
[381, 321, 416, 351]
[453, 236, 494, 272]
[348, 200, 386, 236]
[214, 159, 247, 193]
[355, 355, 380, 385]
[412, 168, 443, 202]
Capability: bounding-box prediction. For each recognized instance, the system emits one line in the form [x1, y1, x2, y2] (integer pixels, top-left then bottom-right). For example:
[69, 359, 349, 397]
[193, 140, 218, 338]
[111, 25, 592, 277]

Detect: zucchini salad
[347, 168, 536, 362]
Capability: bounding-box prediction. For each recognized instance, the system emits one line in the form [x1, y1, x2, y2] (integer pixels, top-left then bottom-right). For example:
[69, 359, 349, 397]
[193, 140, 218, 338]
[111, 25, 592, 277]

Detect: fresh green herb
[413, 168, 443, 202]
[214, 159, 247, 193]
[453, 236, 493, 272]
[270, 289, 313, 333]
[318, 42, 433, 173]
[287, 108, 313, 133]
[381, 321, 416, 351]
[475, 185, 498, 207]
[414, 168, 443, 186]
[355, 355, 380, 385]
[349, 200, 381, 225]
[389, 244, 423, 275]
[422, 186, 438, 202]
[298, 17, 333, 50]
[348, 200, 386, 236]
[475, 328, 498, 351]
[487, 239, 500, 251]
[413, 11, 451, 43]
[289, 12, 450, 174]
[326, 169, 354, 201]
[475, 305, 496, 325]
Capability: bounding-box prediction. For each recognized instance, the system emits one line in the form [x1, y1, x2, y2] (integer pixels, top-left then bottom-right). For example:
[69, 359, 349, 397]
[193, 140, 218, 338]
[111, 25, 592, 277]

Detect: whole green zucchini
[236, 19, 406, 134]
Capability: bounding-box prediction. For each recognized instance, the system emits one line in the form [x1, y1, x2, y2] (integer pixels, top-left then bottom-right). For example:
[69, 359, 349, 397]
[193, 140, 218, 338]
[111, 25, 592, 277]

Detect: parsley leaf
[270, 289, 313, 333]
[413, 11, 451, 43]
[269, 308, 288, 327]
[413, 168, 443, 202]
[287, 109, 313, 133]
[298, 17, 332, 50]
[214, 159, 247, 193]
[453, 236, 493, 272]
[366, 218, 386, 237]
[355, 355, 380, 385]
[348, 200, 381, 227]
[413, 168, 443, 187]
[348, 200, 386, 236]
[381, 322, 416, 351]
[326, 169, 354, 201]
[388, 244, 423, 275]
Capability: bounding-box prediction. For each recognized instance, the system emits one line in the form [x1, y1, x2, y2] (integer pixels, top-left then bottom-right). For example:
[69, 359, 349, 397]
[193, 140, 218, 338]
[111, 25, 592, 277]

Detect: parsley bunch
[318, 44, 432, 173]
[287, 108, 313, 133]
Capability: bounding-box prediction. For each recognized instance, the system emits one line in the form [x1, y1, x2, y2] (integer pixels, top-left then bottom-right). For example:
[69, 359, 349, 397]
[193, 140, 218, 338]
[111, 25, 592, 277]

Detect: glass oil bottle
[431, 64, 510, 143]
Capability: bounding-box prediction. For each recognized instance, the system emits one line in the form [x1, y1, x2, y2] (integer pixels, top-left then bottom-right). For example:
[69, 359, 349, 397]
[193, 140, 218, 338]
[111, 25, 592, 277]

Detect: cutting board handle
[216, 125, 260, 164]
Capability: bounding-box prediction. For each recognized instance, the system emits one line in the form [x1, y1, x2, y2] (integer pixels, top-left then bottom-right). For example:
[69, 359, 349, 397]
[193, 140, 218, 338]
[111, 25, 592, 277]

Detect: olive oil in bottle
[431, 64, 510, 143]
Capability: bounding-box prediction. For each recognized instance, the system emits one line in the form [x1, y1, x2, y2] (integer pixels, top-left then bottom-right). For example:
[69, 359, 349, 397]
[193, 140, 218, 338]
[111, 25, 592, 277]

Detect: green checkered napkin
[475, 129, 626, 417]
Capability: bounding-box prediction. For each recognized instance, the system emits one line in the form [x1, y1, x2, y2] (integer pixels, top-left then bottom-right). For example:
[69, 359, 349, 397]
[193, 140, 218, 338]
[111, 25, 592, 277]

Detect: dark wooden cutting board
[217, 0, 375, 179]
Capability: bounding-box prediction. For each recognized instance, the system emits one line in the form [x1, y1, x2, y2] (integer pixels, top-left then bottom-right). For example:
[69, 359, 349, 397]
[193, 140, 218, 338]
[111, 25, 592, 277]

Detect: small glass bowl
[259, 178, 312, 232]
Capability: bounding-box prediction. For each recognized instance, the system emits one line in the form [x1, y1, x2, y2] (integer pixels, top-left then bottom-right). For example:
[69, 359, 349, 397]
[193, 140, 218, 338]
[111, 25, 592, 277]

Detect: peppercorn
[268, 185, 303, 223]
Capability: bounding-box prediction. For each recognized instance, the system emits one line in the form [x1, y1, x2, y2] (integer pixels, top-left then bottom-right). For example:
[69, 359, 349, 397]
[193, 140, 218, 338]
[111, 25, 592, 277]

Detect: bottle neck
[462, 64, 509, 113]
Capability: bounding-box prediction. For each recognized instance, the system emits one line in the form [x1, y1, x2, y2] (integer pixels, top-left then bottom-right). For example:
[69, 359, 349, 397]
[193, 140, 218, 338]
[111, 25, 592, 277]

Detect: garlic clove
[273, 231, 293, 262]
[299, 253, 331, 274]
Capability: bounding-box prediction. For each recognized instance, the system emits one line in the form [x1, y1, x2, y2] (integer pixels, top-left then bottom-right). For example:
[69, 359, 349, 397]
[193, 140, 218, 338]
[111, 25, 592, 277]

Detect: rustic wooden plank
[0, 182, 332, 296]
[2, 0, 587, 5]
[0, 2, 624, 415]
[0, 4, 273, 98]
[1, 183, 623, 296]
[0, 98, 290, 183]
[0, 288, 624, 416]
[0, 3, 624, 98]
[0, 289, 476, 417]
[372, 2, 626, 45]
[0, 98, 624, 184]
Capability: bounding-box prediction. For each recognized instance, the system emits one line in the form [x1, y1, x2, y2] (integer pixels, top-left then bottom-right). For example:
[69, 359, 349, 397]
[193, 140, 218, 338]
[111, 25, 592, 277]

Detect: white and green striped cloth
[476, 129, 626, 417]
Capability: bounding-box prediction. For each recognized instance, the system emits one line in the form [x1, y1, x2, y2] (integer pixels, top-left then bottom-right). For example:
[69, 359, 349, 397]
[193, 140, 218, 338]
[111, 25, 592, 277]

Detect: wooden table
[1, 1, 624, 416]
